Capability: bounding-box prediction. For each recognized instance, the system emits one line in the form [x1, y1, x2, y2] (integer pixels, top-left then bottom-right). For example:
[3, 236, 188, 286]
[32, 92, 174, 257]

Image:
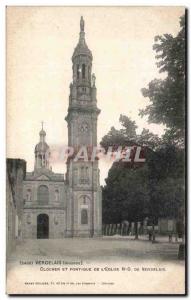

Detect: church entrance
[37, 214, 49, 239]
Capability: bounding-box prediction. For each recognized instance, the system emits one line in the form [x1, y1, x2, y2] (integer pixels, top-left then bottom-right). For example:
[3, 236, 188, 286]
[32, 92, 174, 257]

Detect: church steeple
[34, 123, 50, 170]
[65, 17, 100, 148]
[65, 17, 102, 238]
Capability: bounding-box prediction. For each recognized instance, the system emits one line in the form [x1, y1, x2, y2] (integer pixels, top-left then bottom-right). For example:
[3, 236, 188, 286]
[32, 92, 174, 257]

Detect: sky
[6, 6, 185, 185]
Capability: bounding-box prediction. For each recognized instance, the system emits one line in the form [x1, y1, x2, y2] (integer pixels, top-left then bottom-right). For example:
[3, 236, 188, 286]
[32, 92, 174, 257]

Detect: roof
[35, 141, 49, 153]
[72, 17, 92, 60]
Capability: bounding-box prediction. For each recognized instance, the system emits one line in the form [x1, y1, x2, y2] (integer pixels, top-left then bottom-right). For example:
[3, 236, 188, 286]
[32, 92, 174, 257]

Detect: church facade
[21, 17, 102, 239]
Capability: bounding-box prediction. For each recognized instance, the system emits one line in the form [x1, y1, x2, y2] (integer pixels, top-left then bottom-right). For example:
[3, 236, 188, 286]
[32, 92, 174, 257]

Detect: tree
[139, 15, 186, 247]
[101, 115, 161, 151]
[101, 115, 154, 239]
[101, 115, 185, 241]
[147, 144, 184, 240]
[102, 162, 149, 239]
[140, 15, 185, 146]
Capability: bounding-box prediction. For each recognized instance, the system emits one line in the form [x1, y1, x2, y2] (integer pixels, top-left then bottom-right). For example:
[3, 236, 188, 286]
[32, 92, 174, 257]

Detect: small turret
[34, 122, 50, 170]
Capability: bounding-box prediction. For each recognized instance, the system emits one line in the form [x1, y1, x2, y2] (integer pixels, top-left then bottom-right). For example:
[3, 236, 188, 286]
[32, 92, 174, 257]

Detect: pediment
[36, 174, 50, 181]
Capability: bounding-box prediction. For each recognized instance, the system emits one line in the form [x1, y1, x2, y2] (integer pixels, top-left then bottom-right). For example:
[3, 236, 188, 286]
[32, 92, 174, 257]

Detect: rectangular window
[82, 64, 86, 79]
[77, 65, 80, 79]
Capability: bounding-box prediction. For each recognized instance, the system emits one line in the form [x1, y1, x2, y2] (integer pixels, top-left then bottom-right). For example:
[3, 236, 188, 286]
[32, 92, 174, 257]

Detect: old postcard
[6, 6, 186, 295]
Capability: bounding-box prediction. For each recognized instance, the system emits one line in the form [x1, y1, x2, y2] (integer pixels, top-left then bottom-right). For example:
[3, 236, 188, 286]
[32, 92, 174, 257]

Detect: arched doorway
[37, 214, 49, 239]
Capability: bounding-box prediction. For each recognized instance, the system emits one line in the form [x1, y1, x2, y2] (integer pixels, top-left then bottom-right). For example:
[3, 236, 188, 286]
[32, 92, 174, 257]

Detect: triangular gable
[36, 174, 50, 181]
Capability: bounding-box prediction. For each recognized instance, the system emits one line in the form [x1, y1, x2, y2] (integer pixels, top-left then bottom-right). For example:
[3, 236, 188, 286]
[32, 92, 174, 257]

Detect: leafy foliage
[147, 145, 185, 221]
[102, 163, 149, 224]
[101, 117, 185, 226]
[140, 15, 185, 145]
[100, 115, 161, 151]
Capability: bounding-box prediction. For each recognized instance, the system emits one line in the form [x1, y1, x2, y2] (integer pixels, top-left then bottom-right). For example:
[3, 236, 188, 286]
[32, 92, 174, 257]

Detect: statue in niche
[55, 190, 59, 201]
[27, 214, 31, 224]
[27, 189, 31, 201]
[80, 16, 85, 32]
[92, 73, 96, 87]
[54, 216, 58, 225]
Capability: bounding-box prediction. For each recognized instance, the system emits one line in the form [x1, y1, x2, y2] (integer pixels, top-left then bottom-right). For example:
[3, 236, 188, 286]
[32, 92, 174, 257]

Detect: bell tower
[65, 17, 102, 237]
[34, 122, 51, 172]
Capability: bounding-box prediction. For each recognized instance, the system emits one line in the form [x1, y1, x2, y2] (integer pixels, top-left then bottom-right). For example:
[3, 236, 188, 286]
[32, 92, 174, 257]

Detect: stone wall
[6, 158, 26, 253]
[6, 174, 17, 254]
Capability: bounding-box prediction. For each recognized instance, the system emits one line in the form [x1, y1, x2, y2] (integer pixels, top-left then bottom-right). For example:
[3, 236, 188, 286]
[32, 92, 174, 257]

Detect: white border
[0, 1, 190, 299]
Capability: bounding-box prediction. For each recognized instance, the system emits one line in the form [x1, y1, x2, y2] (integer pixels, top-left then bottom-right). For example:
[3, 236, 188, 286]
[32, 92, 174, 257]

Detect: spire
[72, 16, 92, 60]
[39, 121, 46, 142]
[79, 16, 85, 45]
[80, 16, 85, 32]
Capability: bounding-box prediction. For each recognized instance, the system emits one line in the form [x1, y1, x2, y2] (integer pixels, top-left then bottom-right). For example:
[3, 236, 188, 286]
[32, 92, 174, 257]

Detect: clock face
[79, 122, 88, 133]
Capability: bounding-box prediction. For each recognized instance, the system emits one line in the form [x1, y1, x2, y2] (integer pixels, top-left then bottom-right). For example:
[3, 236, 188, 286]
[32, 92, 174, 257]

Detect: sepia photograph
[6, 6, 186, 295]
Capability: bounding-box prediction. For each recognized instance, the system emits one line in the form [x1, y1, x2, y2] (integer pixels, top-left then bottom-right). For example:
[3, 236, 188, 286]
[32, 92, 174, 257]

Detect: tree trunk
[135, 222, 139, 240]
[121, 223, 124, 236]
[178, 243, 185, 260]
[152, 223, 156, 243]
[178, 230, 185, 260]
